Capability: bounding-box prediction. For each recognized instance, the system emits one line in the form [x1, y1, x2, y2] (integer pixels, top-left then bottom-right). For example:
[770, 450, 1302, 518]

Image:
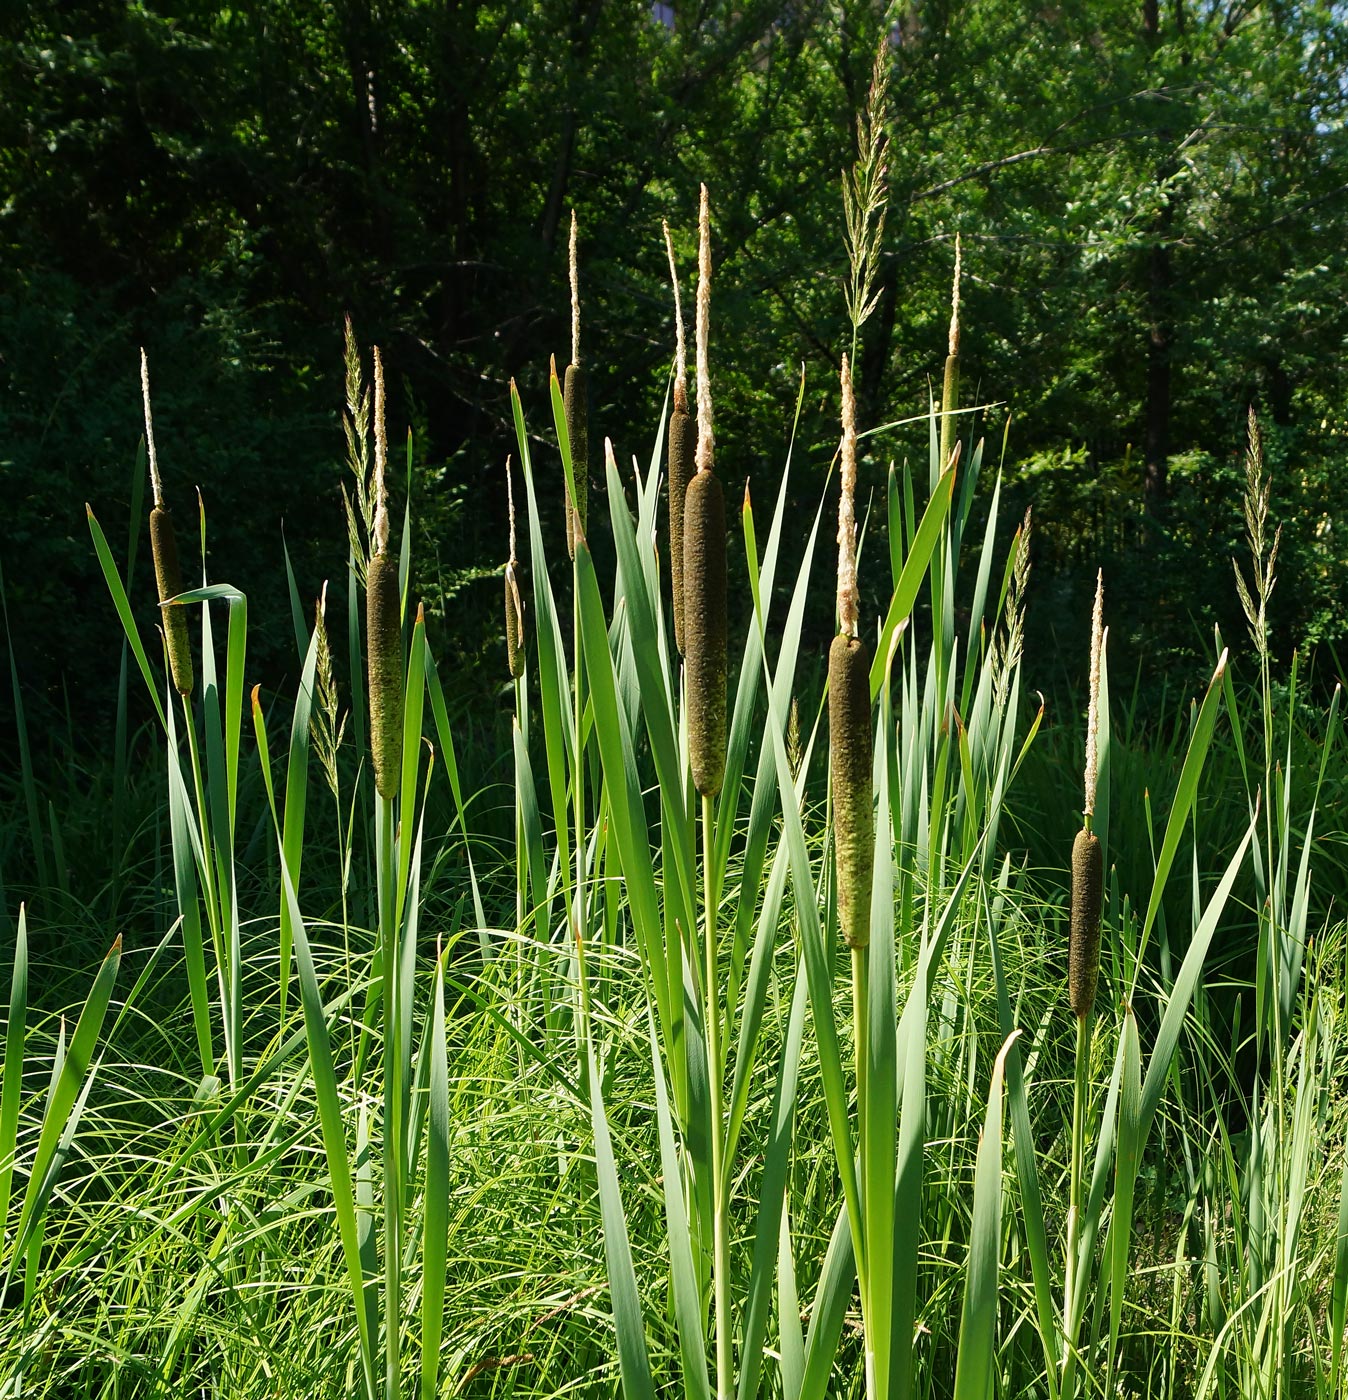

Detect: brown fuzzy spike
[684, 469, 726, 797]
[366, 551, 403, 800]
[505, 563, 525, 680]
[829, 634, 873, 949]
[667, 405, 697, 653]
[1069, 828, 1104, 1017]
[564, 364, 588, 557]
[150, 506, 194, 696]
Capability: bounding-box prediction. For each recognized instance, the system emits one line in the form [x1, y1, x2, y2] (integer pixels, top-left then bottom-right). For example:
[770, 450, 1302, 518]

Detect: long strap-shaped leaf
[280, 863, 377, 1397]
[952, 1029, 1020, 1400]
[589, 1037, 657, 1400]
[5, 932, 121, 1279]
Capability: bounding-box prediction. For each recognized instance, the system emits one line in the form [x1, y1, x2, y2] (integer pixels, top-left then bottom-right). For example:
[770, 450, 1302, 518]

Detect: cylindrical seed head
[939, 353, 960, 475]
[829, 634, 873, 949]
[668, 404, 696, 654]
[1069, 827, 1104, 1018]
[505, 562, 525, 680]
[684, 469, 726, 798]
[366, 550, 403, 800]
[150, 505, 194, 696]
[564, 363, 588, 558]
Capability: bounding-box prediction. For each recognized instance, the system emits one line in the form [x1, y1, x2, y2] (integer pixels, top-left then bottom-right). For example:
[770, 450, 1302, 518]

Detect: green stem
[851, 942, 873, 1400]
[376, 793, 402, 1398]
[704, 792, 731, 1400]
[1063, 1010, 1091, 1388]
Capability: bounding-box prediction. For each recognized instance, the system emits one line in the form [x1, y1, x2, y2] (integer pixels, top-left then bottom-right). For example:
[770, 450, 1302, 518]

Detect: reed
[366, 349, 403, 801]
[830, 355, 872, 954]
[664, 220, 696, 654]
[140, 350, 193, 696]
[564, 211, 588, 558]
[685, 186, 727, 802]
[940, 234, 962, 474]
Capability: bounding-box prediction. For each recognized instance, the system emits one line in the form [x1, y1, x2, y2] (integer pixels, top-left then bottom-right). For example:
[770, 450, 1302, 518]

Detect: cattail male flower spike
[1069, 571, 1106, 1017]
[564, 210, 588, 558]
[665, 219, 696, 655]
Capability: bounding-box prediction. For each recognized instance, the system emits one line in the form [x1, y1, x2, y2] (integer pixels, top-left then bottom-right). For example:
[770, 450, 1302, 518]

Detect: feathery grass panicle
[505, 458, 525, 679]
[366, 348, 402, 799]
[841, 38, 891, 348]
[311, 583, 347, 800]
[992, 507, 1031, 710]
[564, 213, 588, 559]
[829, 352, 872, 950]
[140, 349, 193, 696]
[665, 221, 697, 653]
[685, 185, 726, 798]
[1234, 406, 1280, 662]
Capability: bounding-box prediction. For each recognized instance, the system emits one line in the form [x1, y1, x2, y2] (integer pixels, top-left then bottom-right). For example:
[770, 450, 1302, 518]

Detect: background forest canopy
[2, 0, 1347, 746]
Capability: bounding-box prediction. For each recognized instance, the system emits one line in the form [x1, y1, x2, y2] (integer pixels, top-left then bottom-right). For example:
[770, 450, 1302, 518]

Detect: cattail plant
[685, 185, 727, 803]
[685, 180, 732, 1400]
[1063, 569, 1105, 1360]
[564, 211, 588, 558]
[141, 350, 193, 697]
[664, 219, 697, 655]
[830, 355, 873, 955]
[366, 348, 403, 802]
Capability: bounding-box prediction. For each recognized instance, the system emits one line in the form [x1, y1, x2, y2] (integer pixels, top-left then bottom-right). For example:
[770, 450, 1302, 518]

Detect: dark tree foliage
[2, 0, 1345, 748]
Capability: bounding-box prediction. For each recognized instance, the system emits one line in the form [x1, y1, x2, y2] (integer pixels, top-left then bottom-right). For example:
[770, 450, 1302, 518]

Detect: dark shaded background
[3, 0, 1347, 758]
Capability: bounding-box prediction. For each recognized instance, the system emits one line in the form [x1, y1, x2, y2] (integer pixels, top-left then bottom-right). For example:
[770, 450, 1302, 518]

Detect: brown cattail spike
[140, 351, 193, 696]
[684, 468, 726, 797]
[151, 506, 194, 696]
[830, 634, 873, 949]
[367, 550, 403, 799]
[505, 564, 525, 680]
[1069, 828, 1104, 1017]
[668, 407, 696, 654]
[564, 364, 588, 558]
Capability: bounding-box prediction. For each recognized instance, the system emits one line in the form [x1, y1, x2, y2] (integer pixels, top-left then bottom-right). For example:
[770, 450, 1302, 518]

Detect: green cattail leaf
[684, 470, 727, 798]
[1069, 828, 1104, 1018]
[829, 634, 873, 949]
[151, 505, 194, 695]
[667, 405, 696, 653]
[588, 1039, 657, 1400]
[366, 550, 403, 800]
[952, 1029, 1018, 1400]
[8, 933, 121, 1272]
[564, 363, 588, 557]
[0, 907, 28, 1233]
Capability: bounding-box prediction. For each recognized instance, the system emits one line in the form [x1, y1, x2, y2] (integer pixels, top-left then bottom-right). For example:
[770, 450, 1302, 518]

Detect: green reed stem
[377, 792, 402, 1397]
[702, 791, 730, 1400]
[1064, 1009, 1090, 1381]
